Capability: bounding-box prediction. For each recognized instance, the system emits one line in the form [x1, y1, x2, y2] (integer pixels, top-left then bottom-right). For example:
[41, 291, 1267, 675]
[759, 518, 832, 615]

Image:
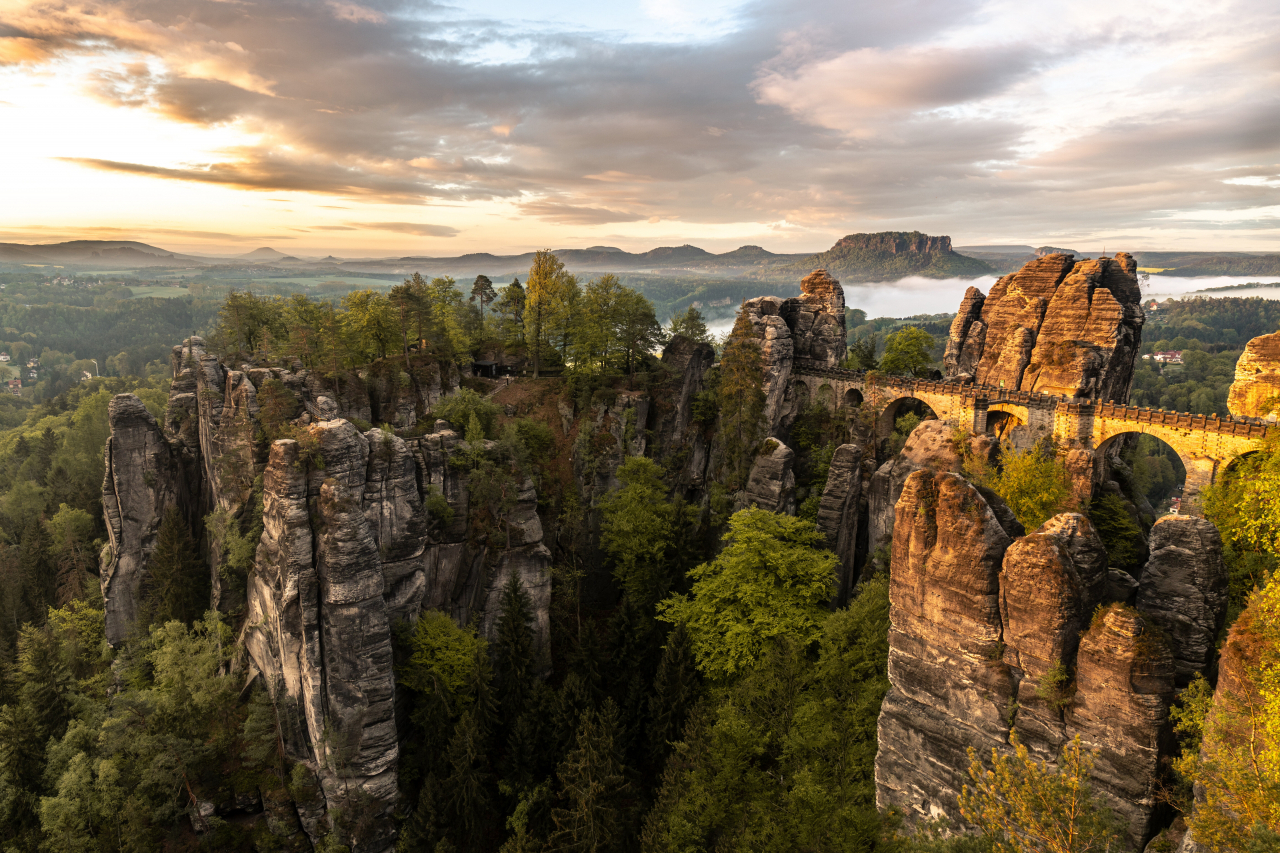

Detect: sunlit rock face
[1227, 330, 1280, 420]
[875, 468, 1222, 850]
[101, 339, 550, 851]
[944, 253, 1144, 401]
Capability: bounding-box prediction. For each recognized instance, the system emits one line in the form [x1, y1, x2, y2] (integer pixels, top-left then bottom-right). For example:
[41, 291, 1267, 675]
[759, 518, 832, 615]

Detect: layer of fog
[703, 275, 1280, 337]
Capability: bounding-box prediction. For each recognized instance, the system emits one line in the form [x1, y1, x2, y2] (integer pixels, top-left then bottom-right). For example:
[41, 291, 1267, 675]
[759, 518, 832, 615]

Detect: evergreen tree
[444, 710, 493, 847]
[646, 621, 699, 774]
[599, 456, 677, 608]
[716, 312, 766, 489]
[548, 702, 630, 853]
[493, 570, 536, 725]
[668, 306, 712, 344]
[471, 275, 497, 321]
[141, 505, 208, 628]
[495, 277, 526, 351]
[18, 517, 54, 629]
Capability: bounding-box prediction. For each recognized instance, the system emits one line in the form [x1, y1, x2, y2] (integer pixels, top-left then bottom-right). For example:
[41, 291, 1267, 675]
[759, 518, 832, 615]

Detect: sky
[1, 0, 1279, 257]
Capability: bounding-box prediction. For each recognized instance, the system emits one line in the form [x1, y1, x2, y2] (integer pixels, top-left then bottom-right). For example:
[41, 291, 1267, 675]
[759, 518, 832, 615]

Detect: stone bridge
[791, 359, 1271, 510]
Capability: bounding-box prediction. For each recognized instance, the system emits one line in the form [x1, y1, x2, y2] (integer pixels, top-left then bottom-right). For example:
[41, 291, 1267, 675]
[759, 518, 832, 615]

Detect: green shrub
[433, 388, 499, 438]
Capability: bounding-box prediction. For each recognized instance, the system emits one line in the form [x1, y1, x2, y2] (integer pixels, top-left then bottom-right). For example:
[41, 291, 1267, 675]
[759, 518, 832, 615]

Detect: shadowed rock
[816, 442, 863, 603]
[875, 470, 1016, 824]
[736, 439, 797, 514]
[1136, 516, 1227, 686]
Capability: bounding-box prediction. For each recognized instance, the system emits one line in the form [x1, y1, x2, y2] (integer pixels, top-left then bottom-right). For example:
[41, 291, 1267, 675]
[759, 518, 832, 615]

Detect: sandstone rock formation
[652, 335, 716, 487]
[1227, 330, 1280, 420]
[102, 339, 551, 850]
[875, 470, 1017, 823]
[737, 270, 847, 433]
[876, 473, 1200, 850]
[998, 514, 1107, 759]
[736, 439, 797, 515]
[816, 442, 863, 603]
[1066, 605, 1175, 846]
[100, 394, 190, 644]
[943, 253, 1144, 401]
[1136, 516, 1227, 686]
[866, 420, 1000, 560]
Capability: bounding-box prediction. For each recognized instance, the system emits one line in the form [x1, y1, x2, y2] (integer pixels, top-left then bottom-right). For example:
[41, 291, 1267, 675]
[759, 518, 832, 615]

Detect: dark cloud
[8, 0, 1280, 241]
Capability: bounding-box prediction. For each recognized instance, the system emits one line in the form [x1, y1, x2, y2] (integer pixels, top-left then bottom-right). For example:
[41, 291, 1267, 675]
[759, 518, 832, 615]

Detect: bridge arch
[843, 388, 864, 408]
[816, 383, 835, 411]
[877, 394, 940, 441]
[1094, 431, 1189, 517]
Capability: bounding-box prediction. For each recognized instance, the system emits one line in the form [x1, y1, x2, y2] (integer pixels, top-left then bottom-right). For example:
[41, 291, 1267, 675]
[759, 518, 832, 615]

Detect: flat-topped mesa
[832, 232, 953, 254]
[1227, 331, 1280, 420]
[944, 252, 1144, 401]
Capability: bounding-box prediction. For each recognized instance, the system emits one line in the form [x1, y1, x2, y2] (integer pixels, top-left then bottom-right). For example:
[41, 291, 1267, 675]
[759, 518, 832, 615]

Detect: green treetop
[879, 326, 936, 377]
[657, 507, 837, 679]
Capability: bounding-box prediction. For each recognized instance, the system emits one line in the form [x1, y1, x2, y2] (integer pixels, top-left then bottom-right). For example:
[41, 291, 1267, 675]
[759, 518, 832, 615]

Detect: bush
[1088, 492, 1146, 573]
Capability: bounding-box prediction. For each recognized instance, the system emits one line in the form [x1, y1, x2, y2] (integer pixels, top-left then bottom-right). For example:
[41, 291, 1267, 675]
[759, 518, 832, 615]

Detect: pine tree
[646, 621, 699, 774]
[493, 570, 536, 725]
[548, 701, 630, 853]
[717, 312, 766, 489]
[17, 517, 54, 628]
[142, 505, 209, 628]
[470, 275, 497, 320]
[444, 711, 493, 847]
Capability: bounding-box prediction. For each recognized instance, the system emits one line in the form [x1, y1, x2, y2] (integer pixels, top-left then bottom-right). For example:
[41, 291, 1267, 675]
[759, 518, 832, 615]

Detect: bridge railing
[791, 358, 1272, 438]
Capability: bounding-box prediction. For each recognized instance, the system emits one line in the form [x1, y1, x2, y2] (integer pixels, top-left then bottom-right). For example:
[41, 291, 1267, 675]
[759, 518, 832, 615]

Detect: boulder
[1135, 516, 1227, 686]
[1227, 330, 1280, 420]
[875, 470, 1016, 825]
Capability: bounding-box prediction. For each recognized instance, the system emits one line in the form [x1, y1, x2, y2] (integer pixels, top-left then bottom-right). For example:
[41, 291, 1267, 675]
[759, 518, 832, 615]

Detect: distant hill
[780, 232, 994, 281]
[0, 240, 204, 267]
[1140, 252, 1280, 277]
[240, 247, 290, 260]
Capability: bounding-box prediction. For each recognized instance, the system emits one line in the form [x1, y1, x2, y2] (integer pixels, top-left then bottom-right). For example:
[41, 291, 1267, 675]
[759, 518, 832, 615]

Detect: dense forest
[0, 261, 1274, 852]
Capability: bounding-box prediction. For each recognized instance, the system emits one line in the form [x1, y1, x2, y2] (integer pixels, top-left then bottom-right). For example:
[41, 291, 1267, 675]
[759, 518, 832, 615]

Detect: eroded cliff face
[1227, 330, 1280, 420]
[738, 268, 847, 434]
[944, 253, 1144, 401]
[876, 471, 1225, 849]
[102, 339, 550, 851]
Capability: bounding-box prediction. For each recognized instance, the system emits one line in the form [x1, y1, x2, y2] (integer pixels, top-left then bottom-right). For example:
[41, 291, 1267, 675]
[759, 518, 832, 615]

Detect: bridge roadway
[790, 358, 1272, 511]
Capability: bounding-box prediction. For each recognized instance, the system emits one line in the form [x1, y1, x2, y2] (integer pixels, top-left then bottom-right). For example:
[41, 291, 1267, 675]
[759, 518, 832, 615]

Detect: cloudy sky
[1, 0, 1278, 255]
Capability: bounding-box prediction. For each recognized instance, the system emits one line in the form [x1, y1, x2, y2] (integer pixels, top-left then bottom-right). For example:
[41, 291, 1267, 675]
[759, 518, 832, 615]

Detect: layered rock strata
[877, 474, 1205, 849]
[1135, 516, 1227, 686]
[875, 471, 1017, 822]
[102, 340, 551, 850]
[735, 439, 797, 515]
[1227, 330, 1280, 420]
[943, 253, 1144, 401]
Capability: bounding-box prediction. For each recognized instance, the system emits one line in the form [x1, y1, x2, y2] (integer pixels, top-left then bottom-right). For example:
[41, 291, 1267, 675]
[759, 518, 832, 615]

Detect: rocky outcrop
[1135, 516, 1227, 686]
[866, 420, 999, 560]
[782, 269, 846, 366]
[1227, 330, 1280, 420]
[737, 271, 848, 433]
[998, 514, 1107, 759]
[736, 439, 797, 515]
[944, 253, 1144, 401]
[1066, 605, 1175, 846]
[816, 443, 863, 603]
[876, 475, 1201, 849]
[104, 340, 551, 851]
[875, 471, 1017, 824]
[652, 335, 716, 487]
[100, 394, 189, 645]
